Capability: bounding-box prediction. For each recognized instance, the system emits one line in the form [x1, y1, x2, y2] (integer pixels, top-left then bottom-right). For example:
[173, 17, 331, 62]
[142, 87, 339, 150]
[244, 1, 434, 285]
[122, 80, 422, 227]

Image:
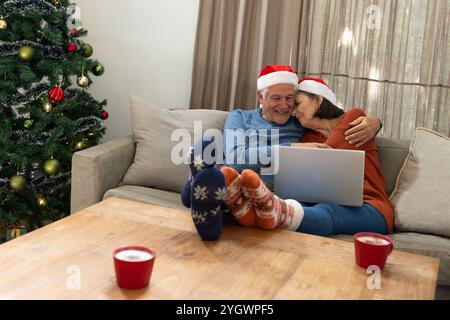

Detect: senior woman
[221, 77, 393, 236]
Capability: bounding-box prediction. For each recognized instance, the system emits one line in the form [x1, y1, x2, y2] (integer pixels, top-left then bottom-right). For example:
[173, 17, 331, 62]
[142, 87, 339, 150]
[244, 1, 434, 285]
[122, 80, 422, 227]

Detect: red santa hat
[297, 77, 339, 108]
[257, 65, 298, 91]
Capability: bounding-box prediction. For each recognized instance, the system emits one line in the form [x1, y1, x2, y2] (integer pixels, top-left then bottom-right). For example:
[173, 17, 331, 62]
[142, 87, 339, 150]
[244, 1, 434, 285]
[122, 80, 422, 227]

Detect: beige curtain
[190, 0, 450, 139]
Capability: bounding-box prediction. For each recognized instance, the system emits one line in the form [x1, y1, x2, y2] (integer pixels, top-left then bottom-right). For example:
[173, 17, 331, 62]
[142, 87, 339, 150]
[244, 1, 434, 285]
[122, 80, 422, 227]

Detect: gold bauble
[47, 0, 61, 6]
[43, 159, 60, 176]
[74, 139, 88, 151]
[76, 75, 89, 88]
[18, 45, 35, 62]
[24, 119, 34, 129]
[9, 175, 27, 192]
[42, 101, 52, 113]
[80, 43, 93, 58]
[37, 195, 47, 207]
[40, 95, 53, 113]
[0, 17, 7, 31]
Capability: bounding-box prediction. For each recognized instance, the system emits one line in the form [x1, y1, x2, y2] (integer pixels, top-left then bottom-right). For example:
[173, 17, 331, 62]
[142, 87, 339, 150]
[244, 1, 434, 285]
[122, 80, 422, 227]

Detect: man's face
[259, 83, 296, 125]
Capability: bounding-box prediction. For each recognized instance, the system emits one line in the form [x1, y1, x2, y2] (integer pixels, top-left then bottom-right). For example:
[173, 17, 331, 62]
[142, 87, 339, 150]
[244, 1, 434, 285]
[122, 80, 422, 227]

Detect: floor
[435, 286, 450, 300]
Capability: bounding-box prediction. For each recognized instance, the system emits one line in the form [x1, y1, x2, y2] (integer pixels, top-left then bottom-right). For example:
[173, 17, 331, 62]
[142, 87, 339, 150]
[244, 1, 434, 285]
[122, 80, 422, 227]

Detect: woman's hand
[344, 116, 381, 147]
[290, 143, 332, 148]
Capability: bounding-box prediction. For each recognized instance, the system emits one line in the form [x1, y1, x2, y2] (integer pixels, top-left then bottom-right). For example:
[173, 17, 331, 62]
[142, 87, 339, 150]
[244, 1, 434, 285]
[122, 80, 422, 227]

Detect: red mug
[113, 246, 156, 289]
[354, 232, 393, 269]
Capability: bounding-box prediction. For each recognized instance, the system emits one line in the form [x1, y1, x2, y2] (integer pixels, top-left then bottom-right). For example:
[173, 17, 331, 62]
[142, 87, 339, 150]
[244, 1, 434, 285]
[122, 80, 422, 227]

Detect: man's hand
[345, 116, 381, 147]
[291, 143, 332, 148]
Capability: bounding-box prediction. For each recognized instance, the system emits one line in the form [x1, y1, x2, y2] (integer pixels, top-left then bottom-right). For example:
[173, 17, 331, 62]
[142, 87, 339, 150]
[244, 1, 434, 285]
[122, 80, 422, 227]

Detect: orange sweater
[301, 108, 394, 233]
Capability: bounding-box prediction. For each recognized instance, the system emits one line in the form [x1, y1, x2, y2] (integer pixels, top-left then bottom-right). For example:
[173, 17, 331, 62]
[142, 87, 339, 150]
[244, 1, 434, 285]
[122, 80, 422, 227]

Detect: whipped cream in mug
[356, 236, 389, 246]
[115, 249, 153, 262]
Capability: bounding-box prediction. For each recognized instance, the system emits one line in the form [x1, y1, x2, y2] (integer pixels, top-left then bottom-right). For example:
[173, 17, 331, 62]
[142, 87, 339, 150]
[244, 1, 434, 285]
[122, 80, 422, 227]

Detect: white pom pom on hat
[257, 65, 298, 91]
[297, 77, 340, 108]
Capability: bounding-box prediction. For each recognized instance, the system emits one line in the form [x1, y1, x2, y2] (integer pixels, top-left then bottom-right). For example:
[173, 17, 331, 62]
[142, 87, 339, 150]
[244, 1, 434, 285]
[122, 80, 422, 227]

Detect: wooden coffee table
[0, 197, 439, 299]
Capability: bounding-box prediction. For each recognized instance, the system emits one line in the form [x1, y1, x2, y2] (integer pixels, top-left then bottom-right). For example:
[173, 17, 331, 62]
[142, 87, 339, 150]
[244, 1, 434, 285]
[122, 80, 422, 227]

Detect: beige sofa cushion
[390, 128, 450, 237]
[104, 185, 189, 212]
[122, 96, 228, 192]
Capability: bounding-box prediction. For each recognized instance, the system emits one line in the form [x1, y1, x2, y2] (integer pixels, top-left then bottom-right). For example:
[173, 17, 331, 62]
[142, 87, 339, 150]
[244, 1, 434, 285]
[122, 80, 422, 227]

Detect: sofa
[71, 104, 450, 299]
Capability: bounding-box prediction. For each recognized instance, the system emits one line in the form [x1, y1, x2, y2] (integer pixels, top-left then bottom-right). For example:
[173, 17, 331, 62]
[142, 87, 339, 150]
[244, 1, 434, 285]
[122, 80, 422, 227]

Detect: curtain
[190, 0, 450, 139]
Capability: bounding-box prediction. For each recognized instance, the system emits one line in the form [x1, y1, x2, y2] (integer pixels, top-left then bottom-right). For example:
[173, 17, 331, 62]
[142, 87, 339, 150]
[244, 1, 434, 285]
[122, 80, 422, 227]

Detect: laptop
[273, 146, 365, 207]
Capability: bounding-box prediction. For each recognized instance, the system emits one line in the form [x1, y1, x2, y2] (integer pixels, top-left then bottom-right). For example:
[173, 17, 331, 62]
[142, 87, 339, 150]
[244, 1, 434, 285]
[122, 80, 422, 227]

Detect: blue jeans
[296, 202, 388, 236]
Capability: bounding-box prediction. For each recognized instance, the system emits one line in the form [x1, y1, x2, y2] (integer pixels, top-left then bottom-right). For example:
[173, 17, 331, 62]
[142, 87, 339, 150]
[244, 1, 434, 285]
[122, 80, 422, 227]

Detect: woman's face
[292, 93, 322, 127]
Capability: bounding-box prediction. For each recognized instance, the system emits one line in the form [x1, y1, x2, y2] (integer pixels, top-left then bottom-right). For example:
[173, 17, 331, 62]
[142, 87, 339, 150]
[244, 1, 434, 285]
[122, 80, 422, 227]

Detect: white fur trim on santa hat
[257, 71, 298, 91]
[298, 79, 339, 108]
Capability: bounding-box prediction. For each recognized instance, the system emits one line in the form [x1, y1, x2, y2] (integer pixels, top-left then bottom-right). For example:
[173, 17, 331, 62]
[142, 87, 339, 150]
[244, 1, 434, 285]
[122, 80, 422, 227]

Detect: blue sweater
[223, 108, 306, 189]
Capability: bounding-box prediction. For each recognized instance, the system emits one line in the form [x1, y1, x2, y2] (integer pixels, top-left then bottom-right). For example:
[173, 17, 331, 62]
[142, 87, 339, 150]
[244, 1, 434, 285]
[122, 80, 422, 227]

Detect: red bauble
[48, 85, 65, 104]
[101, 110, 109, 120]
[71, 28, 79, 37]
[67, 42, 78, 52]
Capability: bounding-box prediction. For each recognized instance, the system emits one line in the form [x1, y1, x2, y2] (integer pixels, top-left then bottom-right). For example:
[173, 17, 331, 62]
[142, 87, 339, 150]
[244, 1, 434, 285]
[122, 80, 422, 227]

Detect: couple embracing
[182, 65, 393, 241]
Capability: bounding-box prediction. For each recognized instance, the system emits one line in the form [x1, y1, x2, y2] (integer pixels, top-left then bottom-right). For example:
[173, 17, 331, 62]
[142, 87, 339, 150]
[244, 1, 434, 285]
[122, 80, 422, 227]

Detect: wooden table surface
[0, 197, 439, 299]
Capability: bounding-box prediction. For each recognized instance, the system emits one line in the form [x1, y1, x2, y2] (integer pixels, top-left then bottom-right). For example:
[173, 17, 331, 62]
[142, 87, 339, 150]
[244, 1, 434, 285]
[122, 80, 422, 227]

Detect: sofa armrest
[71, 135, 135, 214]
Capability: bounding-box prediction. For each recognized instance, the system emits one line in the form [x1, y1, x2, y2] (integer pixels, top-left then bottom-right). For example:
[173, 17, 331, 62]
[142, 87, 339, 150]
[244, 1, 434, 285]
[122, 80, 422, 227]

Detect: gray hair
[259, 84, 296, 100]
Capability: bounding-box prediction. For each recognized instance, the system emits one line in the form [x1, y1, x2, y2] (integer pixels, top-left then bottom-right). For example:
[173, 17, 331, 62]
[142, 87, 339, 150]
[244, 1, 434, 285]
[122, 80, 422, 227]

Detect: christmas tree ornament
[70, 28, 79, 37]
[92, 63, 105, 76]
[40, 19, 48, 29]
[80, 43, 93, 57]
[87, 132, 95, 137]
[48, 85, 64, 103]
[48, 0, 61, 6]
[9, 175, 27, 192]
[74, 139, 88, 151]
[24, 119, 34, 129]
[43, 159, 60, 176]
[0, 16, 7, 31]
[40, 96, 53, 113]
[18, 45, 35, 61]
[37, 195, 47, 207]
[101, 110, 109, 120]
[67, 42, 78, 52]
[76, 75, 89, 88]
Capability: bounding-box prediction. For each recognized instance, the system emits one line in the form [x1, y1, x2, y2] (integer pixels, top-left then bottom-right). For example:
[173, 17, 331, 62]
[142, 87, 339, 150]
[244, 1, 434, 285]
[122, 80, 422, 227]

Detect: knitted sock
[191, 167, 226, 241]
[180, 137, 217, 208]
[240, 169, 304, 231]
[220, 166, 256, 227]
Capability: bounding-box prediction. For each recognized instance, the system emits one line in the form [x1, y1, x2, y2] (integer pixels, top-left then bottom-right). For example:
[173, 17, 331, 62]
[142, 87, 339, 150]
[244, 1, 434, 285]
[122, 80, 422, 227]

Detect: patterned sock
[240, 169, 304, 231]
[220, 166, 256, 227]
[180, 137, 217, 208]
[191, 167, 226, 241]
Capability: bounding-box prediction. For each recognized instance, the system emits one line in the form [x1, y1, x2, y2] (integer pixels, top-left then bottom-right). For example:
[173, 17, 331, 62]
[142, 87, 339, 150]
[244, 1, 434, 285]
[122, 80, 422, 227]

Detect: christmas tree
[0, 0, 107, 241]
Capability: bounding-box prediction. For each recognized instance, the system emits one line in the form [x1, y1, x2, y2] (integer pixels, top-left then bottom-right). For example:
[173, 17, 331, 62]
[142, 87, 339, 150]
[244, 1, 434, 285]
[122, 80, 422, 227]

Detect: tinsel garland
[3, 0, 59, 16]
[11, 116, 103, 145]
[11, 130, 45, 145]
[0, 173, 71, 193]
[0, 178, 8, 187]
[3, 82, 82, 117]
[0, 40, 66, 59]
[34, 171, 71, 194]
[74, 116, 102, 134]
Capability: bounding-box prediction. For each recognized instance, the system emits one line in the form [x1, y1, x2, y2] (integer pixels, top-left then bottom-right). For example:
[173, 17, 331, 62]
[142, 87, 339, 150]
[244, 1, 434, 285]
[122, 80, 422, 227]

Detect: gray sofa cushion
[390, 128, 450, 238]
[103, 185, 189, 212]
[375, 137, 410, 196]
[122, 95, 229, 193]
[332, 233, 450, 286]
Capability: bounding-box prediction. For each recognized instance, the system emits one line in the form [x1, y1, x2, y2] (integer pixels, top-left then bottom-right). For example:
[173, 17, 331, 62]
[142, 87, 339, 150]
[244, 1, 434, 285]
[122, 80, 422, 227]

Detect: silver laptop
[273, 146, 365, 207]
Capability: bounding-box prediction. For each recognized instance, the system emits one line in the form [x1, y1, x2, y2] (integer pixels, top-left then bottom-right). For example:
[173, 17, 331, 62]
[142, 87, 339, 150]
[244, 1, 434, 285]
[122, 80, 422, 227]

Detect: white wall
[76, 0, 199, 141]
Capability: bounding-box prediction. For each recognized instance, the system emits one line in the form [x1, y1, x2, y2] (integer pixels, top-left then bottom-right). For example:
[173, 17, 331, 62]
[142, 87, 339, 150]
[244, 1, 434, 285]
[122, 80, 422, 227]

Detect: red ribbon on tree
[48, 85, 65, 104]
